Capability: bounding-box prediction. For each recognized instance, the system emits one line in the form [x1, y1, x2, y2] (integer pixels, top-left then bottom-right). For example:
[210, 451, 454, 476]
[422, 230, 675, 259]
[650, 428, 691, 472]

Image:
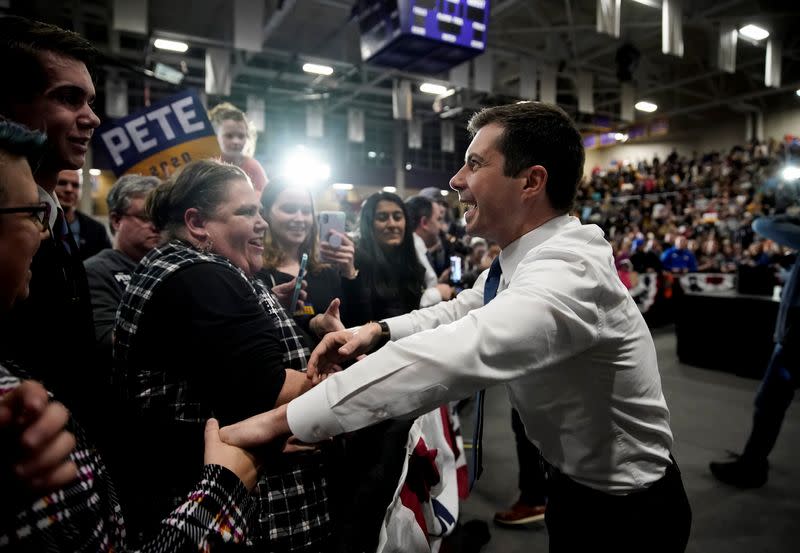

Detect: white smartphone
[318, 211, 346, 248]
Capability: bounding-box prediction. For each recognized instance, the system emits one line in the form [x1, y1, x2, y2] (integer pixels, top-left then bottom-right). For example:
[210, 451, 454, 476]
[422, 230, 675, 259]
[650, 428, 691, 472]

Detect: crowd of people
[1, 13, 797, 553]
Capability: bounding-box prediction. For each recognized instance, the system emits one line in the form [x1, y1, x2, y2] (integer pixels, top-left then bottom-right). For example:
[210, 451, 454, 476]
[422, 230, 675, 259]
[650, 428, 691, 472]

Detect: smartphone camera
[449, 255, 462, 284]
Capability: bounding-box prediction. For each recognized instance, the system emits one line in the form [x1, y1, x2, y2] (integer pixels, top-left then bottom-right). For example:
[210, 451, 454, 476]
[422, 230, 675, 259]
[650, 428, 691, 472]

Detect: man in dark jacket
[55, 169, 111, 260]
[0, 16, 103, 431]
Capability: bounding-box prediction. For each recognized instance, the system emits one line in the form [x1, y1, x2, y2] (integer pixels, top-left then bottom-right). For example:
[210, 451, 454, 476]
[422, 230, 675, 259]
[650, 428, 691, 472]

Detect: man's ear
[521, 165, 548, 199]
[183, 207, 208, 242]
[109, 212, 123, 234]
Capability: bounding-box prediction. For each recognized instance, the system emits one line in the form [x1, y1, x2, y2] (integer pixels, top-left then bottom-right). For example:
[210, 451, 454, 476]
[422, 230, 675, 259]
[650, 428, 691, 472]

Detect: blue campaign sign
[93, 90, 220, 177]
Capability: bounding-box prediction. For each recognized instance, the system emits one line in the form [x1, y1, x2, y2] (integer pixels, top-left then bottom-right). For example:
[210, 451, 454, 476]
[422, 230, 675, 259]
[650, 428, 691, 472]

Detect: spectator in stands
[208, 102, 268, 193]
[257, 177, 357, 333]
[661, 235, 698, 273]
[697, 238, 724, 272]
[710, 214, 800, 488]
[0, 16, 104, 436]
[406, 195, 454, 306]
[0, 119, 258, 553]
[630, 237, 663, 273]
[84, 175, 161, 366]
[54, 169, 111, 260]
[111, 159, 333, 550]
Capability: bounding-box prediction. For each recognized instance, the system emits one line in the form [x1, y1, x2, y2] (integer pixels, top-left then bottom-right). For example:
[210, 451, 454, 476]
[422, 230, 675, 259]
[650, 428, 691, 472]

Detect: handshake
[2, 323, 385, 495]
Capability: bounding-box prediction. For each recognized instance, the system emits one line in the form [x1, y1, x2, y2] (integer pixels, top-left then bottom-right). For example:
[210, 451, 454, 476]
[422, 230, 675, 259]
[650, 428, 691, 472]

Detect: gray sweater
[84, 249, 137, 362]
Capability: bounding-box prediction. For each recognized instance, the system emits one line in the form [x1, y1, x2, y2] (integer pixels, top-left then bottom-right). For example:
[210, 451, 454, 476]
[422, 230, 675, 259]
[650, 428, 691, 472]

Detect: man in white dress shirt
[406, 194, 454, 306]
[220, 102, 692, 552]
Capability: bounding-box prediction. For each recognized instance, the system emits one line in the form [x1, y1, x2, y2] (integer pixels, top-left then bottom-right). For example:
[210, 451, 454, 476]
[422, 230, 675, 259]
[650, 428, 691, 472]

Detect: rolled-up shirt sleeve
[288, 247, 601, 443]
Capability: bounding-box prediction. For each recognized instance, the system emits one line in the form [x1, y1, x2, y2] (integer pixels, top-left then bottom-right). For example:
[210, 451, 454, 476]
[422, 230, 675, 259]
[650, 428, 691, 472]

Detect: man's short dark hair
[0, 15, 97, 115]
[467, 102, 585, 213]
[405, 195, 434, 231]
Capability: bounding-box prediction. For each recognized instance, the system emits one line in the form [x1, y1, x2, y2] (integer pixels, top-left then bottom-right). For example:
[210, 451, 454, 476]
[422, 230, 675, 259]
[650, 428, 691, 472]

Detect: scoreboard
[358, 0, 490, 73]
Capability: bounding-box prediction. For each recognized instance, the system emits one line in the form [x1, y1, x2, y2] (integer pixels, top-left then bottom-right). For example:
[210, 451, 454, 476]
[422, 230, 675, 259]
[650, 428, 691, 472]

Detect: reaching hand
[319, 231, 357, 279]
[309, 298, 345, 338]
[272, 278, 307, 312]
[306, 322, 381, 384]
[220, 404, 291, 450]
[203, 418, 259, 491]
[0, 380, 79, 493]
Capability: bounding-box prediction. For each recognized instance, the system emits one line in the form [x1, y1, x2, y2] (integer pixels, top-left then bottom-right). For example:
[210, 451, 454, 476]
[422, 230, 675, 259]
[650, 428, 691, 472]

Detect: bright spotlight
[280, 146, 331, 186]
[796, 88, 800, 97]
[154, 38, 189, 53]
[782, 166, 800, 181]
[302, 63, 334, 76]
[368, 151, 377, 159]
[440, 190, 449, 196]
[420, 83, 449, 95]
[738, 24, 769, 41]
[405, 163, 412, 170]
[89, 168, 102, 176]
[635, 101, 658, 113]
[382, 186, 397, 193]
[332, 183, 353, 190]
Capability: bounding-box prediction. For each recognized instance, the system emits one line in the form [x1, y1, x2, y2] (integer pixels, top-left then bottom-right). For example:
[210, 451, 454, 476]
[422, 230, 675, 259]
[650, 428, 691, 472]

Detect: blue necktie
[54, 208, 73, 255]
[470, 256, 502, 489]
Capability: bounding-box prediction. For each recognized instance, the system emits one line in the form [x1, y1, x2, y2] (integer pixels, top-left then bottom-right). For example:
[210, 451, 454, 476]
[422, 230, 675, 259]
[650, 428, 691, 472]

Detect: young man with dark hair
[406, 194, 454, 306]
[0, 15, 102, 430]
[221, 101, 692, 553]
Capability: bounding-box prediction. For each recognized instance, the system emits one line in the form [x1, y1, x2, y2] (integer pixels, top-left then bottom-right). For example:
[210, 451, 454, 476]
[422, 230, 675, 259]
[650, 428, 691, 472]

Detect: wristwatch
[372, 320, 391, 351]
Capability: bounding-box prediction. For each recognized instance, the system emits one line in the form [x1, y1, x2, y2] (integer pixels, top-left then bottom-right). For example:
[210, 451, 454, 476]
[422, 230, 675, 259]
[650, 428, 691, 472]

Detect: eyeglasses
[121, 211, 151, 223]
[0, 203, 51, 232]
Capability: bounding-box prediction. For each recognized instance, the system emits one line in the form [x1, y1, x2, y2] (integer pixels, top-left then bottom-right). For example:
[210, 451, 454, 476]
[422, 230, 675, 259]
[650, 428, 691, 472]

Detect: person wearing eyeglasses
[0, 117, 260, 553]
[54, 169, 111, 260]
[0, 17, 103, 437]
[83, 175, 162, 367]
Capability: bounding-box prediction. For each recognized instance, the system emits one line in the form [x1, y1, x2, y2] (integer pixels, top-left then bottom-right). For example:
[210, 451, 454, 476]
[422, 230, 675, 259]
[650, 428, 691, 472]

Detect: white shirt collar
[37, 185, 61, 228]
[497, 214, 578, 285]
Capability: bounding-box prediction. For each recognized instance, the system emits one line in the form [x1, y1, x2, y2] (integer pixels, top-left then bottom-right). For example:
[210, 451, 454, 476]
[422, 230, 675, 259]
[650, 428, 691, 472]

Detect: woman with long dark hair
[347, 191, 426, 323]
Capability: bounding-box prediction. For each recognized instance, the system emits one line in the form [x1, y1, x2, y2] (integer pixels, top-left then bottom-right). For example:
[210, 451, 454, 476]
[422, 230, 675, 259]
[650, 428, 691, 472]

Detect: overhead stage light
[332, 183, 353, 190]
[154, 38, 189, 53]
[280, 146, 331, 186]
[630, 0, 661, 7]
[303, 63, 334, 76]
[635, 101, 658, 113]
[382, 186, 397, 193]
[420, 83, 450, 95]
[738, 24, 769, 41]
[89, 168, 102, 176]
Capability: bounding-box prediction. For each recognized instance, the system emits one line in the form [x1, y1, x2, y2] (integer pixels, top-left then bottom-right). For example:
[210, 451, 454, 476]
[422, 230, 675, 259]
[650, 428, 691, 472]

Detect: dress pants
[510, 408, 547, 505]
[742, 328, 799, 463]
[544, 459, 692, 553]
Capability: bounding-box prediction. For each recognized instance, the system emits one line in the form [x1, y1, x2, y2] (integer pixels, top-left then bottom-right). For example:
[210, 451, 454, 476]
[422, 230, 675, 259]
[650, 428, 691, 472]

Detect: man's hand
[320, 231, 357, 279]
[306, 323, 381, 384]
[436, 283, 455, 301]
[272, 278, 307, 312]
[219, 404, 291, 450]
[309, 298, 345, 338]
[0, 380, 79, 493]
[204, 418, 259, 491]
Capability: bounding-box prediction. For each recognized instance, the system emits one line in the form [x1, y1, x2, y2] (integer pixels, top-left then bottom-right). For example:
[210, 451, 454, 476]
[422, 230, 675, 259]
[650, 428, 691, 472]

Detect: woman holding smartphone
[257, 178, 358, 334]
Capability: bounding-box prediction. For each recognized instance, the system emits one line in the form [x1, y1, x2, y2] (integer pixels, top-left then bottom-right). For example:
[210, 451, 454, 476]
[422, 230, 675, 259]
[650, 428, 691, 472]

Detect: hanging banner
[93, 89, 220, 178]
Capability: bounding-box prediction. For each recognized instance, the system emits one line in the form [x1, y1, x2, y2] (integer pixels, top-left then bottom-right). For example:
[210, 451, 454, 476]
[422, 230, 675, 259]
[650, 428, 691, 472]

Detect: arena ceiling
[6, 0, 800, 133]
